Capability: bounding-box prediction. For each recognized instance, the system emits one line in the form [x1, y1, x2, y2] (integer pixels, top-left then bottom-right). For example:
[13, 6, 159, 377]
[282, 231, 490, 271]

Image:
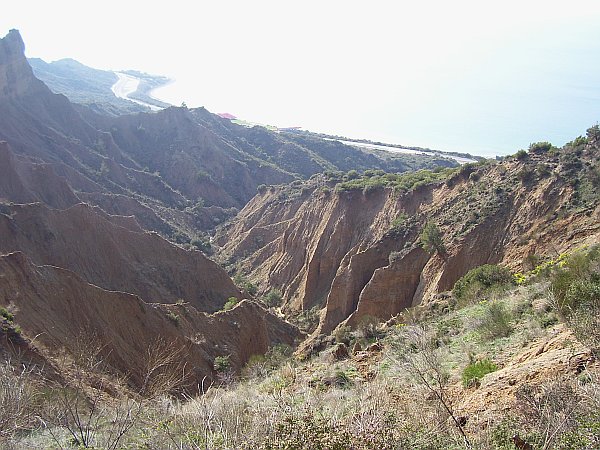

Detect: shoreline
[111, 72, 171, 111]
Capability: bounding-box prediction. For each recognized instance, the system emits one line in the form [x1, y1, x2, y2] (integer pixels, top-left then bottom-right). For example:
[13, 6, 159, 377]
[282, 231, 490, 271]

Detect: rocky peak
[0, 29, 46, 98]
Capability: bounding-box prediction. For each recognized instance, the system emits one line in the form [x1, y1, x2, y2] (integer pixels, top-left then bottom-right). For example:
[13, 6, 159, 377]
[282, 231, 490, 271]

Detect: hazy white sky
[2, 1, 600, 155]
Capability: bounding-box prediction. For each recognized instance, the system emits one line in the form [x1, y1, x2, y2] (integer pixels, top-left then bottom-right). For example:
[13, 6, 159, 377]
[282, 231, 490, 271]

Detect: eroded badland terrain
[1, 29, 600, 449]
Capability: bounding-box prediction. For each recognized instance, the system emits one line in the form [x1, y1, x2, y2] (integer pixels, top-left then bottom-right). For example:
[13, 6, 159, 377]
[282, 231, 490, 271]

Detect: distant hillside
[28, 57, 164, 115]
[2, 30, 457, 247]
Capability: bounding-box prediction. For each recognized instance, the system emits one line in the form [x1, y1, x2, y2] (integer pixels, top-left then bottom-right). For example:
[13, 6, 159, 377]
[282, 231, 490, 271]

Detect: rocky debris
[352, 348, 383, 381]
[332, 343, 349, 360]
[458, 325, 596, 427]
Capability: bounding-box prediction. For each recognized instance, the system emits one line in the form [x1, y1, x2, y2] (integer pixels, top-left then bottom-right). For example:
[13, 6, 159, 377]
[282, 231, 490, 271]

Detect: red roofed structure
[217, 113, 237, 120]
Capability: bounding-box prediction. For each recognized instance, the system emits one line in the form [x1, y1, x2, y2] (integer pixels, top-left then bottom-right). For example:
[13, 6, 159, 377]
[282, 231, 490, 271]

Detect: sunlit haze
[3, 0, 600, 156]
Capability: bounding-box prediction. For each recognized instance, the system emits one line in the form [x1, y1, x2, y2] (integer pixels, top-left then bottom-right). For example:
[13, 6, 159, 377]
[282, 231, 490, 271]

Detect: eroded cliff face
[0, 201, 239, 312]
[0, 252, 300, 390]
[0, 141, 80, 208]
[218, 141, 600, 340]
[0, 29, 46, 98]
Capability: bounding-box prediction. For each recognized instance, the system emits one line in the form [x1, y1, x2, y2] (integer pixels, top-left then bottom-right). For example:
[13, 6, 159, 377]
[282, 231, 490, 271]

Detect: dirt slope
[0, 252, 300, 389]
[0, 202, 239, 312]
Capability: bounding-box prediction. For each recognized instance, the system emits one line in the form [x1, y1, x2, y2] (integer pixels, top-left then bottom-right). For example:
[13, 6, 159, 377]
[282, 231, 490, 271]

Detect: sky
[2, 0, 600, 157]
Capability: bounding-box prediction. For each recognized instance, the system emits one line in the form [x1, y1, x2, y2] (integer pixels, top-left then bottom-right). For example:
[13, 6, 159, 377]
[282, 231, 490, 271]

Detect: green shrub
[539, 312, 559, 328]
[434, 317, 463, 346]
[535, 163, 551, 178]
[213, 355, 231, 373]
[0, 307, 14, 323]
[491, 419, 529, 450]
[334, 370, 352, 388]
[568, 135, 588, 147]
[362, 181, 384, 194]
[233, 273, 258, 296]
[333, 325, 352, 345]
[587, 124, 600, 142]
[528, 141, 553, 154]
[356, 315, 380, 341]
[244, 282, 258, 296]
[223, 297, 239, 311]
[390, 213, 409, 232]
[263, 413, 352, 449]
[517, 168, 534, 183]
[290, 306, 321, 334]
[345, 170, 359, 180]
[550, 246, 600, 312]
[477, 301, 513, 340]
[419, 222, 445, 255]
[462, 359, 497, 387]
[262, 289, 283, 308]
[515, 149, 528, 160]
[453, 264, 514, 303]
[334, 168, 457, 195]
[469, 171, 481, 182]
[172, 230, 191, 245]
[560, 278, 600, 352]
[166, 311, 180, 325]
[190, 237, 212, 253]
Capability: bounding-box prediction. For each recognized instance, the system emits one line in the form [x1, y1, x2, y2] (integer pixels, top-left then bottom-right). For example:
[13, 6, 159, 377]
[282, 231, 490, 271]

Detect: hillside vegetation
[28, 57, 151, 116]
[217, 125, 600, 343]
[3, 248, 599, 449]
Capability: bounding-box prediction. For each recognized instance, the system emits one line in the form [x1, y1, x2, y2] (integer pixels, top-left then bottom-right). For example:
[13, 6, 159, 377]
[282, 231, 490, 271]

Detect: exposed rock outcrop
[218, 142, 600, 338]
[0, 29, 46, 98]
[458, 325, 595, 429]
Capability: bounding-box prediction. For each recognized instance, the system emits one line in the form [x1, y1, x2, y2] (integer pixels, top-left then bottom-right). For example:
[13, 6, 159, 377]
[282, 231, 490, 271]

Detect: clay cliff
[0, 141, 80, 208]
[217, 132, 600, 339]
[0, 252, 300, 390]
[0, 201, 240, 311]
[0, 30, 305, 388]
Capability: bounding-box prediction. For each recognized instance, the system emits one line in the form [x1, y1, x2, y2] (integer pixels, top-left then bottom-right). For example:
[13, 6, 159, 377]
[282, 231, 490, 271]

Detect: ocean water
[151, 21, 600, 159]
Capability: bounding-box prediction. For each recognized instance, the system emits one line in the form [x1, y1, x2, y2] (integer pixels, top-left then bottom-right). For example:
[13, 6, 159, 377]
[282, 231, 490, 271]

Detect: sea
[150, 23, 600, 159]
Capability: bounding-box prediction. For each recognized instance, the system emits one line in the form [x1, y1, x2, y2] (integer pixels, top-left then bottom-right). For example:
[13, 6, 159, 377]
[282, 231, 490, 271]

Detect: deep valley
[1, 28, 599, 449]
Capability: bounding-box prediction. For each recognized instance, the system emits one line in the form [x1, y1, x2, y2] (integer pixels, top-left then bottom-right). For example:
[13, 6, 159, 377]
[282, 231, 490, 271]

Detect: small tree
[390, 326, 471, 447]
[263, 289, 283, 308]
[420, 222, 446, 255]
[213, 356, 231, 373]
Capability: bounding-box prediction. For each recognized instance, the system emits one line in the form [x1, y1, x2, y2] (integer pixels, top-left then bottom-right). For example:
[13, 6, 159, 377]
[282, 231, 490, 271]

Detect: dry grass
[4, 279, 600, 449]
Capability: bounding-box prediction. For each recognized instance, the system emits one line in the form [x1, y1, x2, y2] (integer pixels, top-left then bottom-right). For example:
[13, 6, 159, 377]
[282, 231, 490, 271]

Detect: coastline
[111, 72, 172, 111]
